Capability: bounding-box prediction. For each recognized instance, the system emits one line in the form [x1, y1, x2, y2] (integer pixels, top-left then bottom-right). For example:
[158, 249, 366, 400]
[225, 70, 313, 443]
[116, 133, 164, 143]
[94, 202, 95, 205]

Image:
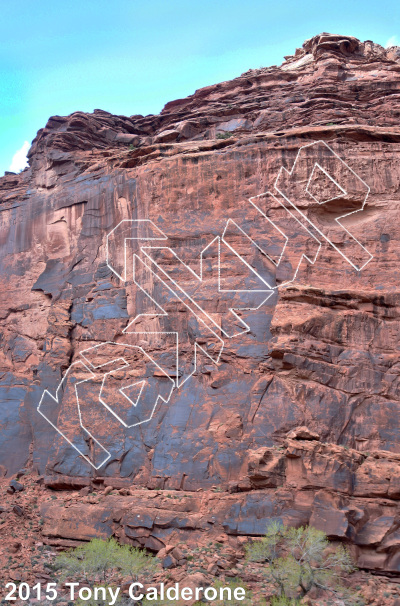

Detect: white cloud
[385, 35, 399, 49]
[9, 141, 30, 173]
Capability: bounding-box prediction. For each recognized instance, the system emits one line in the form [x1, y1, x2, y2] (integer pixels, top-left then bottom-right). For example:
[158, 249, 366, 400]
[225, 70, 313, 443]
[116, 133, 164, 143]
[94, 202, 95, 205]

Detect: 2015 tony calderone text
[4, 581, 247, 603]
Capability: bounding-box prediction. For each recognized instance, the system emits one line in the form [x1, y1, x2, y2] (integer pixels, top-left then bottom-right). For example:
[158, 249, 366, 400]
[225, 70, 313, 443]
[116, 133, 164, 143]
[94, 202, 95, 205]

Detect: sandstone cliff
[2, 33, 400, 573]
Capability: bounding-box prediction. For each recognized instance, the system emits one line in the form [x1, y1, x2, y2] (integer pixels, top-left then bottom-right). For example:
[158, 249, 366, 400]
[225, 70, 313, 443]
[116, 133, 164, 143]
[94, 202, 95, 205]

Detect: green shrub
[55, 537, 158, 585]
[245, 522, 355, 603]
[216, 132, 233, 139]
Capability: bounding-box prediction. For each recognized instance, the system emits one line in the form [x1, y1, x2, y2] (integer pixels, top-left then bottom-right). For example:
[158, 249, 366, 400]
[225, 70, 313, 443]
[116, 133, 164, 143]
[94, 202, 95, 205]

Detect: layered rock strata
[2, 33, 400, 571]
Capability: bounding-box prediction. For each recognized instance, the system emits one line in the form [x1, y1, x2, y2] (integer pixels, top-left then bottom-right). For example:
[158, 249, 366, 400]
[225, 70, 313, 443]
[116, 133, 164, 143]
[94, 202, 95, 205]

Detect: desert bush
[245, 522, 356, 603]
[56, 537, 158, 587]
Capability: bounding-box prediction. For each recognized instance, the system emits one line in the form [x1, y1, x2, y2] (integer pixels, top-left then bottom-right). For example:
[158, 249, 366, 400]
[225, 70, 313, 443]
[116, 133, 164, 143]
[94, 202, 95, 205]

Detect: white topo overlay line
[38, 142, 372, 468]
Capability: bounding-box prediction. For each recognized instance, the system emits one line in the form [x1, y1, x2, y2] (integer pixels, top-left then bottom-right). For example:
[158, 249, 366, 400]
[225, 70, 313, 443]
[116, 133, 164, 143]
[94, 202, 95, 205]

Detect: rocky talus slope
[2, 33, 400, 575]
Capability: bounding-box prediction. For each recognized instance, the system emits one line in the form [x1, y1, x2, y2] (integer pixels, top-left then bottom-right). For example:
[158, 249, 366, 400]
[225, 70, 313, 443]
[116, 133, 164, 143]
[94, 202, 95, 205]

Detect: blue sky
[1, 0, 399, 175]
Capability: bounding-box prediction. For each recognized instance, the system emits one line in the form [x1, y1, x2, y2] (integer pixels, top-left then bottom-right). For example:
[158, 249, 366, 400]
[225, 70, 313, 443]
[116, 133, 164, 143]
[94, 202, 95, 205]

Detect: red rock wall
[2, 33, 400, 571]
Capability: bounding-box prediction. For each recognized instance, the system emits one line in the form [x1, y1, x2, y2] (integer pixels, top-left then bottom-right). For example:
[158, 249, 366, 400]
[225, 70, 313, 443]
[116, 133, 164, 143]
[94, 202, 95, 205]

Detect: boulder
[286, 426, 320, 441]
[9, 480, 24, 493]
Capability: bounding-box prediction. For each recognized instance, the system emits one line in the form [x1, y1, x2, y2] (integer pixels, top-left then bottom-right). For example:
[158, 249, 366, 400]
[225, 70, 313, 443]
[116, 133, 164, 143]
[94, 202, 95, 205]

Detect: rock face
[40, 438, 400, 573]
[2, 32, 400, 570]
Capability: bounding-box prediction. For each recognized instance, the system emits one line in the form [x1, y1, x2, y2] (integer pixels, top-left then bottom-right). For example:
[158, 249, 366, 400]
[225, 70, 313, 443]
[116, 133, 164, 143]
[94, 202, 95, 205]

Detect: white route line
[37, 360, 111, 470]
[140, 240, 273, 339]
[127, 253, 226, 388]
[274, 140, 373, 272]
[120, 379, 146, 409]
[247, 192, 322, 288]
[305, 162, 347, 204]
[37, 343, 175, 469]
[39, 141, 372, 469]
[80, 342, 175, 429]
[106, 218, 167, 281]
